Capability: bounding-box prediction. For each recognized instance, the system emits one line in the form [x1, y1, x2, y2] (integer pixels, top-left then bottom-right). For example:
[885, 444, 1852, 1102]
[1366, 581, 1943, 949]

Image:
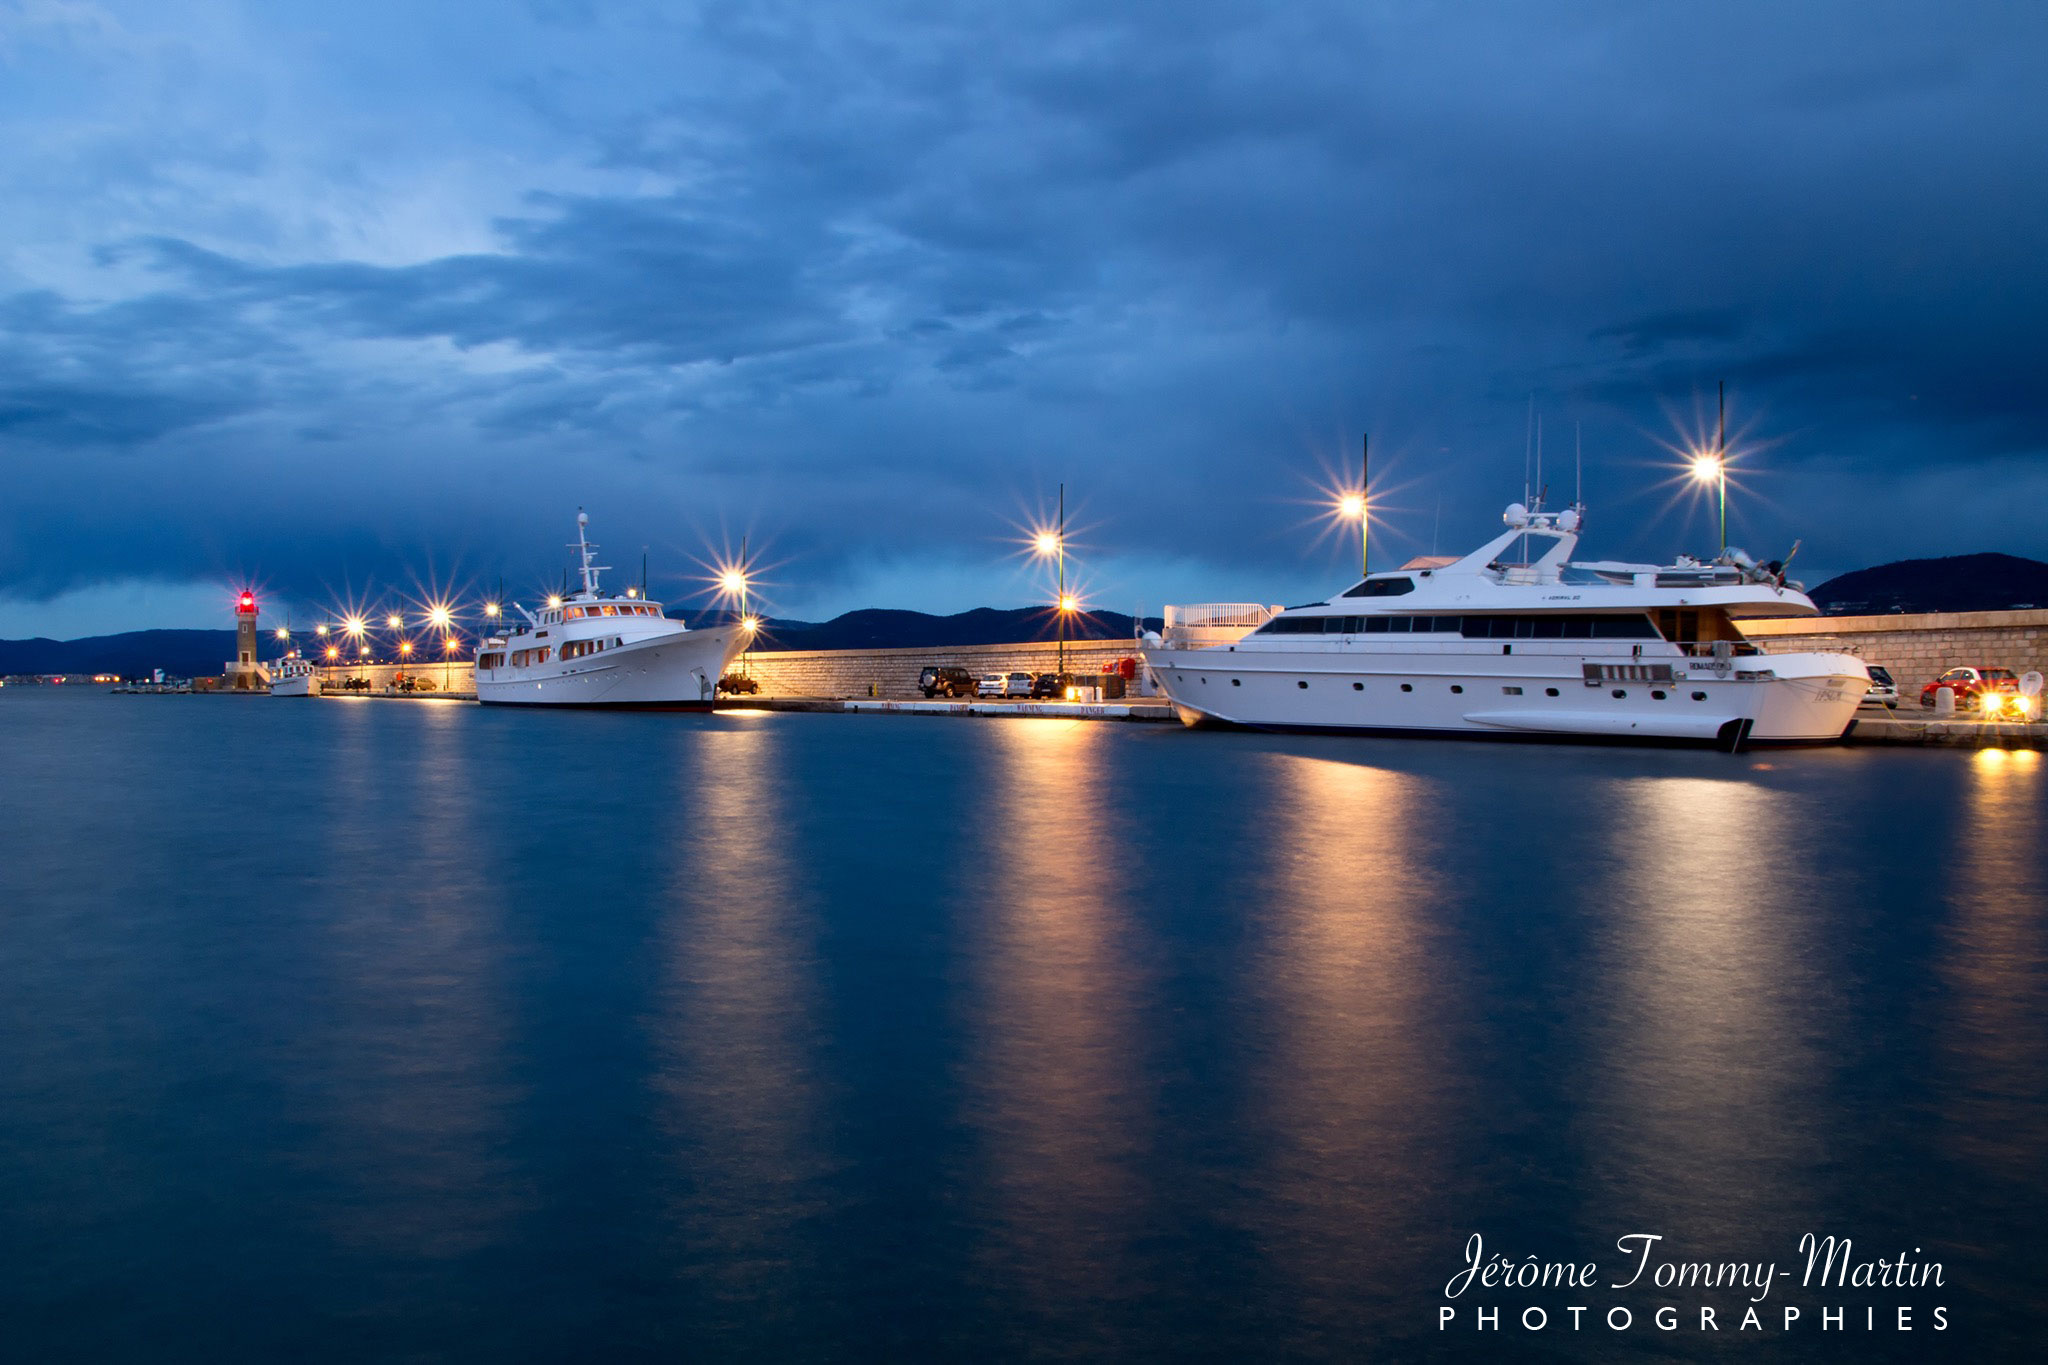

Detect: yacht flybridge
[475, 511, 750, 709]
[1142, 501, 1869, 748]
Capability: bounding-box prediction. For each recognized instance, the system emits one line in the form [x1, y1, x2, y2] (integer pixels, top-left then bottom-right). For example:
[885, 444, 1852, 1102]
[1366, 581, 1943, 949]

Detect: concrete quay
[742, 696, 1177, 723]
[1847, 712, 2047, 748]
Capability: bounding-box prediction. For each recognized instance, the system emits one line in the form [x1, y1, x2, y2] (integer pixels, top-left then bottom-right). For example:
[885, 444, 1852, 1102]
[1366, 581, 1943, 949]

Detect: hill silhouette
[1809, 553, 2048, 615]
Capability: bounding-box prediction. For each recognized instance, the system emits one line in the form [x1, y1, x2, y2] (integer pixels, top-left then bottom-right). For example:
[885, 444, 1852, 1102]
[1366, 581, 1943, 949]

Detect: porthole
[1231, 678, 1241, 686]
[1400, 683, 1413, 693]
[1651, 689, 1667, 700]
[1200, 677, 1208, 685]
[1297, 680, 1308, 689]
[1692, 691, 1708, 701]
[1612, 688, 1627, 699]
[1450, 684, 1464, 694]
[1352, 682, 1364, 691]
[1545, 687, 1559, 697]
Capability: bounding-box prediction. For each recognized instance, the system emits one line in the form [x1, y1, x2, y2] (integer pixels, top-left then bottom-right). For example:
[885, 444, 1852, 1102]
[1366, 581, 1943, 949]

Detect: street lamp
[385, 613, 403, 630]
[1339, 432, 1370, 579]
[1033, 485, 1072, 676]
[1689, 380, 1730, 556]
[1690, 451, 1726, 555]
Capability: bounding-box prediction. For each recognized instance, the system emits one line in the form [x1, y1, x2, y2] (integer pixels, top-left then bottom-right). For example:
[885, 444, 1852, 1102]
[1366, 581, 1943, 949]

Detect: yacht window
[1363, 616, 1391, 634]
[1255, 615, 1326, 635]
[566, 607, 584, 619]
[1400, 683, 1413, 692]
[1352, 682, 1363, 691]
[1545, 687, 1560, 697]
[1503, 686, 1523, 695]
[1341, 577, 1416, 598]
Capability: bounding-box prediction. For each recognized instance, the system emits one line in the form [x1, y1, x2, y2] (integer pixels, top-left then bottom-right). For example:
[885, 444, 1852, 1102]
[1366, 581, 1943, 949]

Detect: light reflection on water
[1583, 775, 1827, 1239]
[1939, 749, 2046, 1178]
[1239, 754, 1453, 1343]
[1, 692, 2045, 1358]
[306, 699, 526, 1263]
[956, 718, 1150, 1339]
[653, 721, 829, 1337]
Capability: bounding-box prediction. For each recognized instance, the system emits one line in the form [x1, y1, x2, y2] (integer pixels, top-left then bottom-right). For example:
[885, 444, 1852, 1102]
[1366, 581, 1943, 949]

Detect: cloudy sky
[2, 0, 2044, 636]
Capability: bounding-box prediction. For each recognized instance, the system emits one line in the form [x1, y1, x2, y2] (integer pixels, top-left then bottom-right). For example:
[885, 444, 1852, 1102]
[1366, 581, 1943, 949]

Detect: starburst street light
[325, 645, 339, 660]
[344, 615, 367, 637]
[316, 624, 329, 637]
[275, 627, 290, 641]
[483, 601, 501, 619]
[385, 613, 403, 630]
[427, 605, 452, 631]
[399, 639, 413, 657]
[1033, 485, 1074, 676]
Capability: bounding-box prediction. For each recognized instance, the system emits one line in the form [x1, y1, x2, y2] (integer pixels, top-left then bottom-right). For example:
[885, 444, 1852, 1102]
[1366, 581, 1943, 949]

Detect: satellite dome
[1503, 502, 1529, 528]
[1556, 509, 1581, 533]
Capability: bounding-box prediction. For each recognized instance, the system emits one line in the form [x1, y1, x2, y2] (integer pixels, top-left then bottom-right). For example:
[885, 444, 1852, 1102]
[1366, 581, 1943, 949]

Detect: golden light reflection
[655, 727, 826, 1321]
[1586, 777, 1821, 1236]
[1937, 747, 2046, 1176]
[308, 696, 523, 1257]
[1242, 753, 1447, 1322]
[964, 719, 1145, 1320]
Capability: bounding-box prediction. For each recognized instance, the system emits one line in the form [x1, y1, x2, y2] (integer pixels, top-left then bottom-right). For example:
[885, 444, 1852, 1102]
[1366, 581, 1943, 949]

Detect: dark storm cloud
[4, 0, 2047, 628]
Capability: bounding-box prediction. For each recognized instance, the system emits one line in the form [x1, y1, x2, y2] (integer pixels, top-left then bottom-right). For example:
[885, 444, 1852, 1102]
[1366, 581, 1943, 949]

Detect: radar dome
[1556, 509, 1580, 533]
[1503, 502, 1529, 528]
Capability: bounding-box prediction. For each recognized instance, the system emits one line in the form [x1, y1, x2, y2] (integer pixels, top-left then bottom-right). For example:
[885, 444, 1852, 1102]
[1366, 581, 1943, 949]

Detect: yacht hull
[478, 626, 746, 708]
[1146, 646, 1866, 747]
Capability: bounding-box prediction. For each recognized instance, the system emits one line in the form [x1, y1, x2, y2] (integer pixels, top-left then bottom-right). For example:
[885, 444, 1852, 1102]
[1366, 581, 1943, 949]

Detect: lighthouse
[230, 589, 261, 689]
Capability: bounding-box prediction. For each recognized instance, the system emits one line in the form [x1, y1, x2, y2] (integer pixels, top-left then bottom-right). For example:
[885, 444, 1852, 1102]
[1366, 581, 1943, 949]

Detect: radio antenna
[1523, 395, 1534, 506]
[1575, 422, 1583, 507]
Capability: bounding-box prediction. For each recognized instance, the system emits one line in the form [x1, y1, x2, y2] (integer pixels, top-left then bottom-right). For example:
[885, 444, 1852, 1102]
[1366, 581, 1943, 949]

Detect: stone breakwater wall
[1738, 609, 2048, 698]
[739, 638, 1143, 700]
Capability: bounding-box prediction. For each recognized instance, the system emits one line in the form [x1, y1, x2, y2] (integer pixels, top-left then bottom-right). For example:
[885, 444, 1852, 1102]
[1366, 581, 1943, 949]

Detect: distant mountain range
[0, 607, 1163, 677]
[1807, 553, 2048, 615]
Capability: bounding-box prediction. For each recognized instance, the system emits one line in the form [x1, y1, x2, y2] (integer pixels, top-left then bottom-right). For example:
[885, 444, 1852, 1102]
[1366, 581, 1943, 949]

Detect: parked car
[1030, 672, 1061, 699]
[1003, 671, 1035, 698]
[919, 665, 975, 698]
[1919, 666, 2019, 711]
[717, 673, 759, 696]
[977, 672, 1007, 698]
[1861, 665, 1898, 709]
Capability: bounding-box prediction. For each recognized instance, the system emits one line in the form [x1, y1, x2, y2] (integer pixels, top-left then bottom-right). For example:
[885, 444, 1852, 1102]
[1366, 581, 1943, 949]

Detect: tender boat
[1142, 500, 1868, 749]
[267, 655, 317, 696]
[475, 511, 751, 709]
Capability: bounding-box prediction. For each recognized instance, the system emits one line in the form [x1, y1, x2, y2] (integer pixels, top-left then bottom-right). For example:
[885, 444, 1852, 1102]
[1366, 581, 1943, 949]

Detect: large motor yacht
[475, 511, 751, 709]
[1143, 501, 1868, 749]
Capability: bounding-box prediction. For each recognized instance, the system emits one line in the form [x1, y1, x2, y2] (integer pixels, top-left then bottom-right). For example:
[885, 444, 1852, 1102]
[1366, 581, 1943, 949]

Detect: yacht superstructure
[475, 511, 750, 709]
[1143, 502, 1868, 748]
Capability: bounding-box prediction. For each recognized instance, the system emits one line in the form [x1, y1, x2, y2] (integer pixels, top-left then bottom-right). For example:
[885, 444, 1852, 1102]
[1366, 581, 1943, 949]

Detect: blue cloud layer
[3, 1, 2046, 630]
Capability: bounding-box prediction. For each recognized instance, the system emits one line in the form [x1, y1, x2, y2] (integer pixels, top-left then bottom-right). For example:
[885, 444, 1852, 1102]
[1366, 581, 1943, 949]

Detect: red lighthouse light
[236, 592, 257, 615]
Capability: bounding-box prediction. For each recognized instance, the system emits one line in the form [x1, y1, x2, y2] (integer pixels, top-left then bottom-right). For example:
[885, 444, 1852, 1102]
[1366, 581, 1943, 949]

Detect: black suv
[717, 673, 760, 696]
[920, 665, 975, 698]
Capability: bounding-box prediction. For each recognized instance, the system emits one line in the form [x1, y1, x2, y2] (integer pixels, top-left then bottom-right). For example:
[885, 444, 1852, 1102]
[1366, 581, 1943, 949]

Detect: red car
[1920, 666, 2020, 711]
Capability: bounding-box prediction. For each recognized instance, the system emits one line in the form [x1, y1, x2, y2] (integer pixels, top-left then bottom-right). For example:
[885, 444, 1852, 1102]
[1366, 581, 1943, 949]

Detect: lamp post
[1033, 485, 1071, 677]
[1689, 381, 1729, 556]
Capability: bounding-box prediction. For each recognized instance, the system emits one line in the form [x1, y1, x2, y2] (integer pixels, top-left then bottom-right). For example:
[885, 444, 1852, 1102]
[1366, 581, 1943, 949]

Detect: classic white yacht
[475, 511, 751, 709]
[1143, 501, 1869, 749]
[267, 654, 317, 696]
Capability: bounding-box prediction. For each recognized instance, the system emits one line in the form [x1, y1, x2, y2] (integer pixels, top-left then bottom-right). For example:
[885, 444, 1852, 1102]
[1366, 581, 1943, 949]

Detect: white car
[976, 672, 1007, 697]
[1003, 671, 1035, 698]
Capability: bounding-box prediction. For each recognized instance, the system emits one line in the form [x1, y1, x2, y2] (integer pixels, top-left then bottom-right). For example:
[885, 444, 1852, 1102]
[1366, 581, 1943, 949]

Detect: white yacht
[267, 655, 317, 696]
[475, 511, 751, 709]
[1143, 501, 1869, 749]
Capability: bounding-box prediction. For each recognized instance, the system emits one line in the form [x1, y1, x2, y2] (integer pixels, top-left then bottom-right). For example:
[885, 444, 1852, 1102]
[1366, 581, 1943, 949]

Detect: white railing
[1164, 603, 1275, 630]
[1162, 603, 1276, 648]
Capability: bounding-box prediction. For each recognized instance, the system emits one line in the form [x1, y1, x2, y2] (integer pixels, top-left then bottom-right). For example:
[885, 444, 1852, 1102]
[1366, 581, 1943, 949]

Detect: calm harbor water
[2, 688, 2044, 1360]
